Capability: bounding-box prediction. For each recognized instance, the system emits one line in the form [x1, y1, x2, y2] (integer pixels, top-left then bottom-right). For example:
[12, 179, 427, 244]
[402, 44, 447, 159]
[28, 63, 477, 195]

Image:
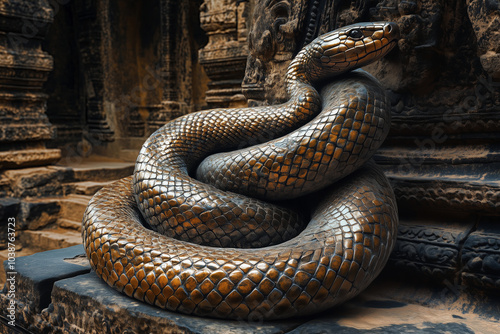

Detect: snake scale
[83, 22, 400, 320]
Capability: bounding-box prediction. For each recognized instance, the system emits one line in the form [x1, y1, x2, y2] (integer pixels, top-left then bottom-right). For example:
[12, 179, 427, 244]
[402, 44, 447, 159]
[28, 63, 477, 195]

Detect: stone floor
[1, 246, 499, 333]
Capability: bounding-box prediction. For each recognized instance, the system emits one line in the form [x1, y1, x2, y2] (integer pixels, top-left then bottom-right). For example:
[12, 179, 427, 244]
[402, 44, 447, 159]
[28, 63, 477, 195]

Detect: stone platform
[1, 245, 499, 334]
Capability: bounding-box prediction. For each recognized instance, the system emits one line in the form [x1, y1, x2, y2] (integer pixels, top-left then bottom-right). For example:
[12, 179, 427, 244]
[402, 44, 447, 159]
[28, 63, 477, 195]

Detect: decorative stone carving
[467, 0, 500, 80]
[73, 0, 114, 142]
[147, 0, 207, 133]
[242, 0, 308, 106]
[462, 231, 500, 290]
[199, 0, 250, 108]
[390, 221, 474, 281]
[0, 0, 61, 169]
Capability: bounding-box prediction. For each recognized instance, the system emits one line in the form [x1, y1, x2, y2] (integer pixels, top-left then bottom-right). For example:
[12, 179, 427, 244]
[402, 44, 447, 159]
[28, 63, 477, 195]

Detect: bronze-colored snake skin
[83, 22, 400, 320]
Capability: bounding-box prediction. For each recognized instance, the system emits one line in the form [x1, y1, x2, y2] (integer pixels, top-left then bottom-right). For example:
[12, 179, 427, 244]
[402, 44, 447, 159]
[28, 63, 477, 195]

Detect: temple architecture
[0, 0, 499, 332]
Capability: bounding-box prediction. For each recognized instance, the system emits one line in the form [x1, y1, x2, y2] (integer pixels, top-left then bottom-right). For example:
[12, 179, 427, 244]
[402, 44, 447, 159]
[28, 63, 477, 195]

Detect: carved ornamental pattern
[199, 0, 250, 108]
[0, 0, 61, 169]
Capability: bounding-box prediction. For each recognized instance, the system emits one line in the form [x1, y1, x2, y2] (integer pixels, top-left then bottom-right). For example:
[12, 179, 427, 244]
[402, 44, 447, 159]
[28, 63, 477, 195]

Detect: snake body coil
[83, 22, 400, 320]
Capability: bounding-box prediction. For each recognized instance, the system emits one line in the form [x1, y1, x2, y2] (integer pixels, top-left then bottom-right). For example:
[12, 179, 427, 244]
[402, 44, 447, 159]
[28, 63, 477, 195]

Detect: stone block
[0, 148, 61, 170]
[0, 198, 20, 249]
[0, 198, 20, 224]
[57, 219, 82, 231]
[462, 220, 500, 290]
[17, 198, 61, 230]
[18, 229, 82, 253]
[389, 219, 474, 281]
[0, 245, 89, 327]
[2, 166, 68, 197]
[62, 181, 112, 196]
[59, 161, 134, 183]
[57, 194, 91, 223]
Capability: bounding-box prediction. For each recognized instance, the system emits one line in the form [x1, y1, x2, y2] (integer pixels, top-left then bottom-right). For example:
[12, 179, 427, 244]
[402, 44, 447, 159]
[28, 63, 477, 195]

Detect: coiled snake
[83, 22, 400, 320]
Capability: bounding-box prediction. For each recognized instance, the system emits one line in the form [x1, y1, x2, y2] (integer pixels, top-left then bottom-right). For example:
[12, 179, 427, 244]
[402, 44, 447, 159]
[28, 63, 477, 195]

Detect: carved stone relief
[149, 0, 208, 132]
[242, 0, 308, 106]
[0, 0, 61, 169]
[199, 0, 250, 108]
[74, 0, 114, 143]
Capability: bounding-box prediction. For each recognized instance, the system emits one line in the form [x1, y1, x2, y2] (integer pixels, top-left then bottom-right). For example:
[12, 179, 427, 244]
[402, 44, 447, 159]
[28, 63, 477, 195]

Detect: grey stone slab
[2, 245, 90, 312]
[51, 272, 305, 334]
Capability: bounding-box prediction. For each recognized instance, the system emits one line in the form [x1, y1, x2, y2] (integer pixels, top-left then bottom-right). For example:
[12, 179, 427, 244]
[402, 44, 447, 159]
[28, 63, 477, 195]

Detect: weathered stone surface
[57, 219, 82, 231]
[0, 245, 89, 332]
[288, 296, 497, 334]
[0, 149, 62, 170]
[0, 198, 20, 249]
[57, 194, 90, 222]
[0, 158, 135, 286]
[199, 0, 250, 108]
[0, 0, 61, 169]
[467, 0, 500, 79]
[462, 217, 500, 290]
[17, 198, 61, 230]
[389, 220, 474, 281]
[242, 0, 308, 106]
[0, 166, 67, 197]
[56, 160, 135, 183]
[146, 0, 208, 132]
[18, 229, 82, 253]
[72, 0, 114, 143]
[62, 181, 113, 196]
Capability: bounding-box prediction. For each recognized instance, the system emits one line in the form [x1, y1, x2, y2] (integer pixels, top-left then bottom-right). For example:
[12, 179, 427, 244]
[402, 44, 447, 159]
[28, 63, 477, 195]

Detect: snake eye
[348, 29, 364, 39]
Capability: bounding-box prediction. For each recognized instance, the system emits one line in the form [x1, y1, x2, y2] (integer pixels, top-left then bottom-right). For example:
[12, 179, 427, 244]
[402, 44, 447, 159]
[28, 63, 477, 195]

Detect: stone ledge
[1, 245, 90, 315]
[0, 149, 61, 170]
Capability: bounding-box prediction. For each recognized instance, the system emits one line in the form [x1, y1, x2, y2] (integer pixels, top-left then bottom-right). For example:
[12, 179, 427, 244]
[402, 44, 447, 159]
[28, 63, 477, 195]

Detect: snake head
[306, 22, 400, 81]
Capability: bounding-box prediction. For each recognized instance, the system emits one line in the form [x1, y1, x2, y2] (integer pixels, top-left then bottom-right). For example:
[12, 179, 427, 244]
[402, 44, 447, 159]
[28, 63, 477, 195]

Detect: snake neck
[283, 48, 322, 123]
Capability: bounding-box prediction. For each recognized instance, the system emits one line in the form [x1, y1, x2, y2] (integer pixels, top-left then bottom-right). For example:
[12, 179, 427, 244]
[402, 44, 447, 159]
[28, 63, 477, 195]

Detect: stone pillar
[0, 0, 61, 169]
[74, 0, 114, 143]
[199, 0, 251, 109]
[147, 0, 207, 133]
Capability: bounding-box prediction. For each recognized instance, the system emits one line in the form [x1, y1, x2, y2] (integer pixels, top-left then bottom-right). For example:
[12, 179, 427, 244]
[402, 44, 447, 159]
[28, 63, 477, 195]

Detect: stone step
[63, 180, 113, 196]
[0, 247, 40, 286]
[58, 218, 82, 232]
[58, 194, 91, 223]
[119, 149, 140, 163]
[60, 160, 134, 182]
[18, 229, 82, 254]
[1, 157, 134, 197]
[16, 197, 62, 230]
[9, 195, 90, 231]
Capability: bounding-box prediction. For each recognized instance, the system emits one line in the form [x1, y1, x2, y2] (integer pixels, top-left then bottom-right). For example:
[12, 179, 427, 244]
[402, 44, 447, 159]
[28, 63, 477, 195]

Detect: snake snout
[383, 22, 400, 42]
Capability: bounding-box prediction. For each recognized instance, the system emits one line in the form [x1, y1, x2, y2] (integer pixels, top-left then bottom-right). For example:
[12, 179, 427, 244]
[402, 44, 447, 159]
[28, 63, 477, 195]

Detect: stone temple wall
[0, 0, 498, 318]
